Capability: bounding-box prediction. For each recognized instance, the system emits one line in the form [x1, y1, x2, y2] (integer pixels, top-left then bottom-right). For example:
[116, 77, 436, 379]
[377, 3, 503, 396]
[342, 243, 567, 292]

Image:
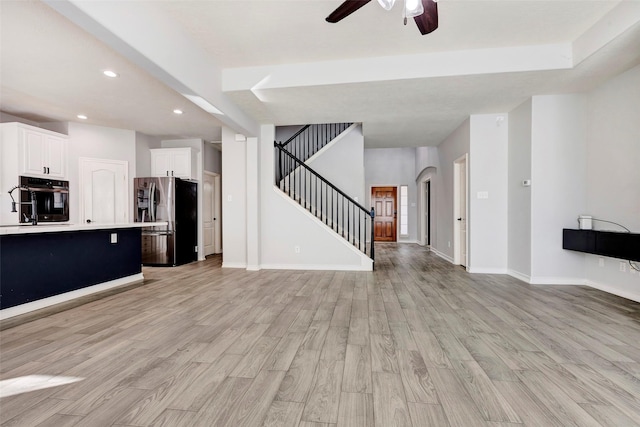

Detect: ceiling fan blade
[326, 0, 372, 23]
[414, 0, 438, 35]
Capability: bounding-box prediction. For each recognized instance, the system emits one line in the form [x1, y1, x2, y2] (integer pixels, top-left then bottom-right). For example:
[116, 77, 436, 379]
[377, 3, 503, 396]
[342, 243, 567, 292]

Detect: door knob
[457, 218, 462, 221]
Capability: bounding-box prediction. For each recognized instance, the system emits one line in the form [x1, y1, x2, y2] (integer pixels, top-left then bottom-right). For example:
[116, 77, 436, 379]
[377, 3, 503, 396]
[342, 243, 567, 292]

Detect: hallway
[1, 244, 640, 426]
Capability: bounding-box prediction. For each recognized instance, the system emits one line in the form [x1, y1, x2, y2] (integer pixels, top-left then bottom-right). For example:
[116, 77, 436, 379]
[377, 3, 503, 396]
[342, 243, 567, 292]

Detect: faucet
[8, 185, 38, 225]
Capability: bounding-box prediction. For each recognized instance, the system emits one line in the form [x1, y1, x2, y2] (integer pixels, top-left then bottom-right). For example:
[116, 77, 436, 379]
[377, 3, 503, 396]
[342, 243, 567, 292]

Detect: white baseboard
[507, 269, 531, 284]
[260, 263, 373, 272]
[246, 264, 261, 271]
[468, 267, 508, 274]
[431, 248, 454, 264]
[585, 280, 640, 303]
[529, 276, 586, 285]
[0, 273, 145, 320]
[222, 262, 247, 269]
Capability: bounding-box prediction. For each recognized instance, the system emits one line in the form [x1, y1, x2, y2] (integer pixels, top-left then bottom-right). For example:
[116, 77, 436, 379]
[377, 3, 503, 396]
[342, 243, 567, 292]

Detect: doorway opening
[371, 186, 397, 242]
[418, 167, 436, 250]
[425, 180, 431, 246]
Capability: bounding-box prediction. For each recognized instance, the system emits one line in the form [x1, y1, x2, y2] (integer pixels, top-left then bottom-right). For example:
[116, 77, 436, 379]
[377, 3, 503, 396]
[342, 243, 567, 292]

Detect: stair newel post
[370, 207, 375, 262]
[274, 142, 279, 185]
[278, 146, 285, 187]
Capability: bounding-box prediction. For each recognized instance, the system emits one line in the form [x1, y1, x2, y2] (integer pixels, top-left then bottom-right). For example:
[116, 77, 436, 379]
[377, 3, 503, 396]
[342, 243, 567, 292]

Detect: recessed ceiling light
[103, 70, 119, 78]
[173, 109, 184, 115]
[77, 114, 88, 120]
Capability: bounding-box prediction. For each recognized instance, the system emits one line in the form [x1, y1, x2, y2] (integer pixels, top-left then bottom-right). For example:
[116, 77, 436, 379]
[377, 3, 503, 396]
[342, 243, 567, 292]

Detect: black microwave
[19, 176, 69, 223]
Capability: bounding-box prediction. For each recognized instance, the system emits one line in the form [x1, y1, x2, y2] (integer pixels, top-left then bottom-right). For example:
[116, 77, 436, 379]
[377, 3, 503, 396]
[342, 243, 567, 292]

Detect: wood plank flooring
[2, 243, 640, 426]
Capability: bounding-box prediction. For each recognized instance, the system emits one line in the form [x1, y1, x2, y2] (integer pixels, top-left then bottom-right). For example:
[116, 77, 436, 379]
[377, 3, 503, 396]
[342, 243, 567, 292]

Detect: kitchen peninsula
[0, 222, 166, 320]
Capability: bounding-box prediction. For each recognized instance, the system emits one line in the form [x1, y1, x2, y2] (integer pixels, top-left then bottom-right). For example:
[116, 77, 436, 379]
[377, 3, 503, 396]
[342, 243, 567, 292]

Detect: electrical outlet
[110, 233, 117, 244]
[619, 261, 626, 272]
[294, 245, 301, 254]
[598, 257, 604, 267]
[448, 241, 451, 248]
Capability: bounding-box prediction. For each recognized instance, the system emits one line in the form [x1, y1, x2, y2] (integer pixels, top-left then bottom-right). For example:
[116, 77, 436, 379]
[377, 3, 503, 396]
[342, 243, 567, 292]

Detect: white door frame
[418, 171, 435, 248]
[453, 154, 468, 268]
[203, 171, 222, 255]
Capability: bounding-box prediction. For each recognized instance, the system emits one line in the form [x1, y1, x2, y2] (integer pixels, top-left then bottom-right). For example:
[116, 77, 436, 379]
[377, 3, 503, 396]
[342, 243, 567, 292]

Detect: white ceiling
[1, 0, 639, 148]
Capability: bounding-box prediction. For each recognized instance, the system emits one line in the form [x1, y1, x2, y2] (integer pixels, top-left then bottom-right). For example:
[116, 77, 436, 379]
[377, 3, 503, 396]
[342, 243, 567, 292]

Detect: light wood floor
[2, 244, 640, 426]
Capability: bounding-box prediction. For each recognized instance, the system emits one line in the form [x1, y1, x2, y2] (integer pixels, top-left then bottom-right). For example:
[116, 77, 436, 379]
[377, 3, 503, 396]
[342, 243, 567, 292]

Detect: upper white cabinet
[22, 128, 67, 178]
[1, 123, 68, 179]
[150, 148, 196, 179]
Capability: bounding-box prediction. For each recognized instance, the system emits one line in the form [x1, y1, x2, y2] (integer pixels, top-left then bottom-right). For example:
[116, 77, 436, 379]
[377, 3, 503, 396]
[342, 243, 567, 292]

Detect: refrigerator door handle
[149, 182, 156, 222]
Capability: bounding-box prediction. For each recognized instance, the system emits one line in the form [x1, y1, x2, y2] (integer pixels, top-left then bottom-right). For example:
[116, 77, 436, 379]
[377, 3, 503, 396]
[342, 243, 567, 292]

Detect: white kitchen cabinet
[150, 147, 196, 179]
[1, 123, 68, 179]
[22, 128, 67, 178]
[1, 123, 69, 224]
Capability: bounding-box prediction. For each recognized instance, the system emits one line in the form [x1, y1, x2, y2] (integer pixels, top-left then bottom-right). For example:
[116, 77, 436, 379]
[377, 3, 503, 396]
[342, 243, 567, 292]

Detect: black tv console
[563, 229, 640, 262]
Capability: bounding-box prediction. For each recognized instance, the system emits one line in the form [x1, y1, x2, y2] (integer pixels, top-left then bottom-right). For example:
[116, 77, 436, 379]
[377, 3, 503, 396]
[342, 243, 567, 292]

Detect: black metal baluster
[370, 208, 375, 262]
[341, 197, 344, 238]
[364, 212, 367, 254]
[333, 189, 336, 231]
[348, 202, 351, 244]
[321, 180, 324, 224]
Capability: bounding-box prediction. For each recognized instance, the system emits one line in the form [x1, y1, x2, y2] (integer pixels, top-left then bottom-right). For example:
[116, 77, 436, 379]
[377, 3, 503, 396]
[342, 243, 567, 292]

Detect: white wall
[261, 124, 372, 270]
[415, 146, 439, 176]
[67, 122, 136, 224]
[135, 132, 162, 177]
[0, 112, 39, 126]
[308, 124, 365, 205]
[584, 65, 640, 301]
[275, 125, 305, 144]
[221, 126, 247, 267]
[434, 119, 470, 261]
[204, 143, 222, 174]
[530, 95, 587, 284]
[469, 114, 508, 273]
[364, 147, 419, 242]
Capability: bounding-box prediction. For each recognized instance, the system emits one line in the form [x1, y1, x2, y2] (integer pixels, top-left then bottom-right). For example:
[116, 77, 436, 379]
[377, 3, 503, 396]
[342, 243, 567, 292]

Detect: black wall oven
[19, 176, 69, 223]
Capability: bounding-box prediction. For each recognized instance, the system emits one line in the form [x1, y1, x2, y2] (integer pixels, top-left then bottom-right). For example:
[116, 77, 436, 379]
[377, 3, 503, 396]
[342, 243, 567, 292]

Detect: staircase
[274, 123, 375, 262]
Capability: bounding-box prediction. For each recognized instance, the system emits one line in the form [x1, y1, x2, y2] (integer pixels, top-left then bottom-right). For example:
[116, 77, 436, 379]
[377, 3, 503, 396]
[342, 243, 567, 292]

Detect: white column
[221, 126, 247, 268]
[246, 136, 260, 270]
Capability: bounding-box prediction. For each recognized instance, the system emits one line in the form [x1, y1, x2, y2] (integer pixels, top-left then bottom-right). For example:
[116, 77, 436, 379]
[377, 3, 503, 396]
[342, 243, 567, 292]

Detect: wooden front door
[372, 186, 397, 242]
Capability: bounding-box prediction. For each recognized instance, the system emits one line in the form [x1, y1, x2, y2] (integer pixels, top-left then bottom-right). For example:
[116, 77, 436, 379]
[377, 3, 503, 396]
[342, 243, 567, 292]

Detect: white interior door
[214, 174, 222, 254]
[459, 159, 467, 266]
[203, 172, 215, 256]
[80, 158, 128, 224]
[453, 154, 468, 267]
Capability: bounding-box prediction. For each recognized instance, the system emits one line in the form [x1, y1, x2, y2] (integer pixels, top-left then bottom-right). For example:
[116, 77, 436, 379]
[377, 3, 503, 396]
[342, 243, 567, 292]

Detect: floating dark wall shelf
[563, 229, 640, 262]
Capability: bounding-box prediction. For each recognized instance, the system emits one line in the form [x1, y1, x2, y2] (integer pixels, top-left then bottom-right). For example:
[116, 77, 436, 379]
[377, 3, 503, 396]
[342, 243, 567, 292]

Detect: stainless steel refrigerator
[134, 177, 198, 266]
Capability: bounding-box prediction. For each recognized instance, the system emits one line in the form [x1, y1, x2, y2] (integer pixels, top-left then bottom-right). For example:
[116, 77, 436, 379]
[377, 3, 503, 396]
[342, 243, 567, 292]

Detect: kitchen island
[0, 222, 166, 320]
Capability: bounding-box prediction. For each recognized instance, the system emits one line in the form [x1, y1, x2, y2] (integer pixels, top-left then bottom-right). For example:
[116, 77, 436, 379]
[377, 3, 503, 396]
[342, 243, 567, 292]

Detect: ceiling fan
[326, 0, 438, 35]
